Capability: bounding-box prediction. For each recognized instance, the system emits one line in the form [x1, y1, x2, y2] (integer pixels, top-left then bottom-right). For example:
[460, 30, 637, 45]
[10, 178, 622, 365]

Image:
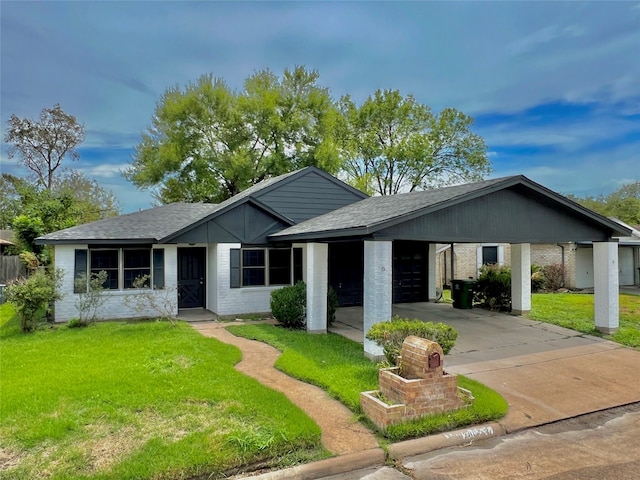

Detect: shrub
[543, 264, 565, 291]
[74, 270, 108, 325]
[531, 264, 546, 292]
[366, 316, 458, 365]
[5, 268, 62, 332]
[327, 285, 339, 325]
[473, 264, 511, 311]
[270, 281, 306, 329]
[123, 274, 178, 325]
[270, 282, 340, 329]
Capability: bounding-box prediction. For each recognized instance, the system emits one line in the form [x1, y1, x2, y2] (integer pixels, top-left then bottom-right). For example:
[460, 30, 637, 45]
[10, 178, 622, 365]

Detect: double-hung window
[123, 249, 151, 288]
[75, 247, 164, 292]
[90, 249, 119, 289]
[231, 247, 297, 288]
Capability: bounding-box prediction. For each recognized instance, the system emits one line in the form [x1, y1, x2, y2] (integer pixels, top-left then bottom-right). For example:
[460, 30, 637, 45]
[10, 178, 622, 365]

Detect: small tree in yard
[124, 275, 178, 325]
[73, 271, 108, 326]
[6, 269, 63, 332]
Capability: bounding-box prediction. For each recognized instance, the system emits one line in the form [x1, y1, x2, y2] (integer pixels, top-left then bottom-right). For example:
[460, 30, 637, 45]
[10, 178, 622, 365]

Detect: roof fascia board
[269, 226, 373, 242]
[35, 238, 158, 246]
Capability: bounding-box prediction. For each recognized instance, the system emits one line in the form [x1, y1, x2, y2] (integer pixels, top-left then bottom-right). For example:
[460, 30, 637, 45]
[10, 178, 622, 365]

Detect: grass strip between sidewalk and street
[226, 323, 508, 442]
[0, 303, 325, 480]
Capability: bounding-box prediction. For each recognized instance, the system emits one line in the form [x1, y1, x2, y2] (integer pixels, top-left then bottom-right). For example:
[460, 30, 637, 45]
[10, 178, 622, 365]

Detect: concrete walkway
[191, 321, 380, 456]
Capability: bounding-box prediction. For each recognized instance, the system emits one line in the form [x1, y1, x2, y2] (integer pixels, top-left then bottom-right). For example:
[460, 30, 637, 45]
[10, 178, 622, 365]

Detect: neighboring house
[436, 219, 640, 289]
[0, 230, 15, 255]
[37, 168, 631, 357]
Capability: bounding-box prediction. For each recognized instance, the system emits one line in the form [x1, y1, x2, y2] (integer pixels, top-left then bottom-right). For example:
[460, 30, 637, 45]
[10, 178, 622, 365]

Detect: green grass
[227, 324, 508, 441]
[0, 304, 325, 480]
[529, 293, 640, 348]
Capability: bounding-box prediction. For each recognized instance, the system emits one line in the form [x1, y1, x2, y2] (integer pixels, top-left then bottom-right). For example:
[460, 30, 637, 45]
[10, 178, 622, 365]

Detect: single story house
[37, 167, 631, 358]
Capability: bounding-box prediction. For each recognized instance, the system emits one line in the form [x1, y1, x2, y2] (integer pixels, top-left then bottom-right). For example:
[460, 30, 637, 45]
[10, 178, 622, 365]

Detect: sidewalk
[190, 306, 640, 479]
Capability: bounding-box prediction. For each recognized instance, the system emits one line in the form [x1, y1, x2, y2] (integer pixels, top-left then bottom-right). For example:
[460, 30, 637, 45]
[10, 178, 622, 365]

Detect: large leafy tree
[338, 89, 491, 195]
[569, 181, 640, 226]
[124, 66, 343, 203]
[4, 104, 85, 190]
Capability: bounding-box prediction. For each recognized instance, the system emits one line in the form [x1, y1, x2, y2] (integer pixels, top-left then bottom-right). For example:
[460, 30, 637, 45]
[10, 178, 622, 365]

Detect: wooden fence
[0, 256, 27, 284]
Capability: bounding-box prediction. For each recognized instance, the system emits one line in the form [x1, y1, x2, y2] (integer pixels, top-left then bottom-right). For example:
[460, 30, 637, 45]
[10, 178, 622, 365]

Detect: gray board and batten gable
[37, 167, 368, 246]
[271, 176, 631, 244]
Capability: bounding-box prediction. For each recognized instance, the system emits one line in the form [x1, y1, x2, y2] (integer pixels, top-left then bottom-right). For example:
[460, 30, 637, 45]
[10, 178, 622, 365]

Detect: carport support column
[593, 240, 619, 334]
[511, 243, 531, 315]
[306, 243, 328, 333]
[428, 243, 437, 301]
[363, 240, 392, 360]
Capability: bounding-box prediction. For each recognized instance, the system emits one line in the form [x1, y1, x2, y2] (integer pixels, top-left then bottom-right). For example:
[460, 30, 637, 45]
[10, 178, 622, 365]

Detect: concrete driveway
[332, 302, 640, 433]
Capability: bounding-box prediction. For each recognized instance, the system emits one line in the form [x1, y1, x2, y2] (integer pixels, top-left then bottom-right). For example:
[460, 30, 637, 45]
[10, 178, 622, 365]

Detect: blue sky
[1, 1, 639, 213]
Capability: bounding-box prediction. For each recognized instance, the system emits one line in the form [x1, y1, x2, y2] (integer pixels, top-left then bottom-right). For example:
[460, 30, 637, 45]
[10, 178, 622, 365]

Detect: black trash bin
[451, 279, 476, 309]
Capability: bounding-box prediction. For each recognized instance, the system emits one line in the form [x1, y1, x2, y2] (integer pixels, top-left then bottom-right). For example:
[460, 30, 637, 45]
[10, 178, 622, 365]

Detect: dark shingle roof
[36, 167, 337, 244]
[271, 177, 515, 239]
[37, 203, 221, 243]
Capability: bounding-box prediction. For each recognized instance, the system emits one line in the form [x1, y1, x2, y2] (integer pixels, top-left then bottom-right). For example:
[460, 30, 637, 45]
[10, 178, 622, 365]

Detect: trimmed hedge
[366, 315, 458, 365]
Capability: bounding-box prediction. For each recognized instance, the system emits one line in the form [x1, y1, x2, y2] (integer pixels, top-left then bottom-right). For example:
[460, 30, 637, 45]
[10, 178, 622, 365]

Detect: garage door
[393, 241, 428, 304]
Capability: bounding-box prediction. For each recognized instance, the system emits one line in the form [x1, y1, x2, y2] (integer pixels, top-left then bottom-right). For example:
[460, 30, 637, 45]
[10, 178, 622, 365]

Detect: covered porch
[271, 176, 631, 358]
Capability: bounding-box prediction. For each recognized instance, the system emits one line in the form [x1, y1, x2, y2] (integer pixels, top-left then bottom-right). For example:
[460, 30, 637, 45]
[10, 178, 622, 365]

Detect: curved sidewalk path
[191, 321, 379, 455]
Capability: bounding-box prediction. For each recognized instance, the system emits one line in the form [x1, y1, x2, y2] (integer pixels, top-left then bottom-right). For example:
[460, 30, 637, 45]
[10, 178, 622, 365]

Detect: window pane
[124, 249, 150, 268]
[483, 246, 498, 265]
[243, 268, 265, 286]
[269, 249, 291, 285]
[91, 250, 118, 269]
[90, 250, 118, 289]
[124, 249, 151, 288]
[124, 270, 150, 289]
[243, 250, 265, 267]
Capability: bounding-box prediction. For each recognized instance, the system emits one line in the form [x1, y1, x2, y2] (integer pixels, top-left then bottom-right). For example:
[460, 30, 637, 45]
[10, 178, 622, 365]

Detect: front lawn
[529, 293, 640, 348]
[0, 304, 324, 480]
[227, 324, 508, 442]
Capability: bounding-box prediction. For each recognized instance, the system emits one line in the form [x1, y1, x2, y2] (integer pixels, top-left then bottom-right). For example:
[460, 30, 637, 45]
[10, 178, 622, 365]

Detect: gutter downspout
[557, 243, 565, 287]
[450, 243, 455, 282]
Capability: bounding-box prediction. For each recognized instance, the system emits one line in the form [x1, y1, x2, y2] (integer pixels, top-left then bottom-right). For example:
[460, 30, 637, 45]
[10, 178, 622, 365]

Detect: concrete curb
[245, 448, 386, 479]
[243, 421, 506, 478]
[387, 421, 506, 460]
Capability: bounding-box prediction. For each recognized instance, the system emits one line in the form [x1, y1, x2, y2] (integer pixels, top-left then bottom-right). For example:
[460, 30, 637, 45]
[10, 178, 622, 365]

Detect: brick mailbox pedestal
[361, 335, 473, 429]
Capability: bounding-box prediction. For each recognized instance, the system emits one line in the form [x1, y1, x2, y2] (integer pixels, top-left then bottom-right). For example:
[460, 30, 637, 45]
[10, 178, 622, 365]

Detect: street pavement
[319, 403, 640, 479]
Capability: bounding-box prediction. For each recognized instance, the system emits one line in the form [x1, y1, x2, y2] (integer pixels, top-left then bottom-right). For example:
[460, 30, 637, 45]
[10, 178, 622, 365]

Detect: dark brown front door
[178, 247, 205, 308]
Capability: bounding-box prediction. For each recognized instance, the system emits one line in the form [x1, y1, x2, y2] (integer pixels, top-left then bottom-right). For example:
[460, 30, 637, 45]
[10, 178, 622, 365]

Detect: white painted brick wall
[306, 243, 328, 332]
[53, 244, 178, 322]
[363, 240, 392, 358]
[214, 243, 279, 316]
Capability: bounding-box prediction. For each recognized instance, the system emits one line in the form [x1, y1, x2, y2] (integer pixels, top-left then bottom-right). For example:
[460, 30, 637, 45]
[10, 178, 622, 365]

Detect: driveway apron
[333, 302, 640, 433]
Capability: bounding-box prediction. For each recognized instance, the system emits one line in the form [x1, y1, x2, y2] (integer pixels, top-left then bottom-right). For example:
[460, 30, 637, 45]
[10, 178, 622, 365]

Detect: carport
[270, 175, 631, 358]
